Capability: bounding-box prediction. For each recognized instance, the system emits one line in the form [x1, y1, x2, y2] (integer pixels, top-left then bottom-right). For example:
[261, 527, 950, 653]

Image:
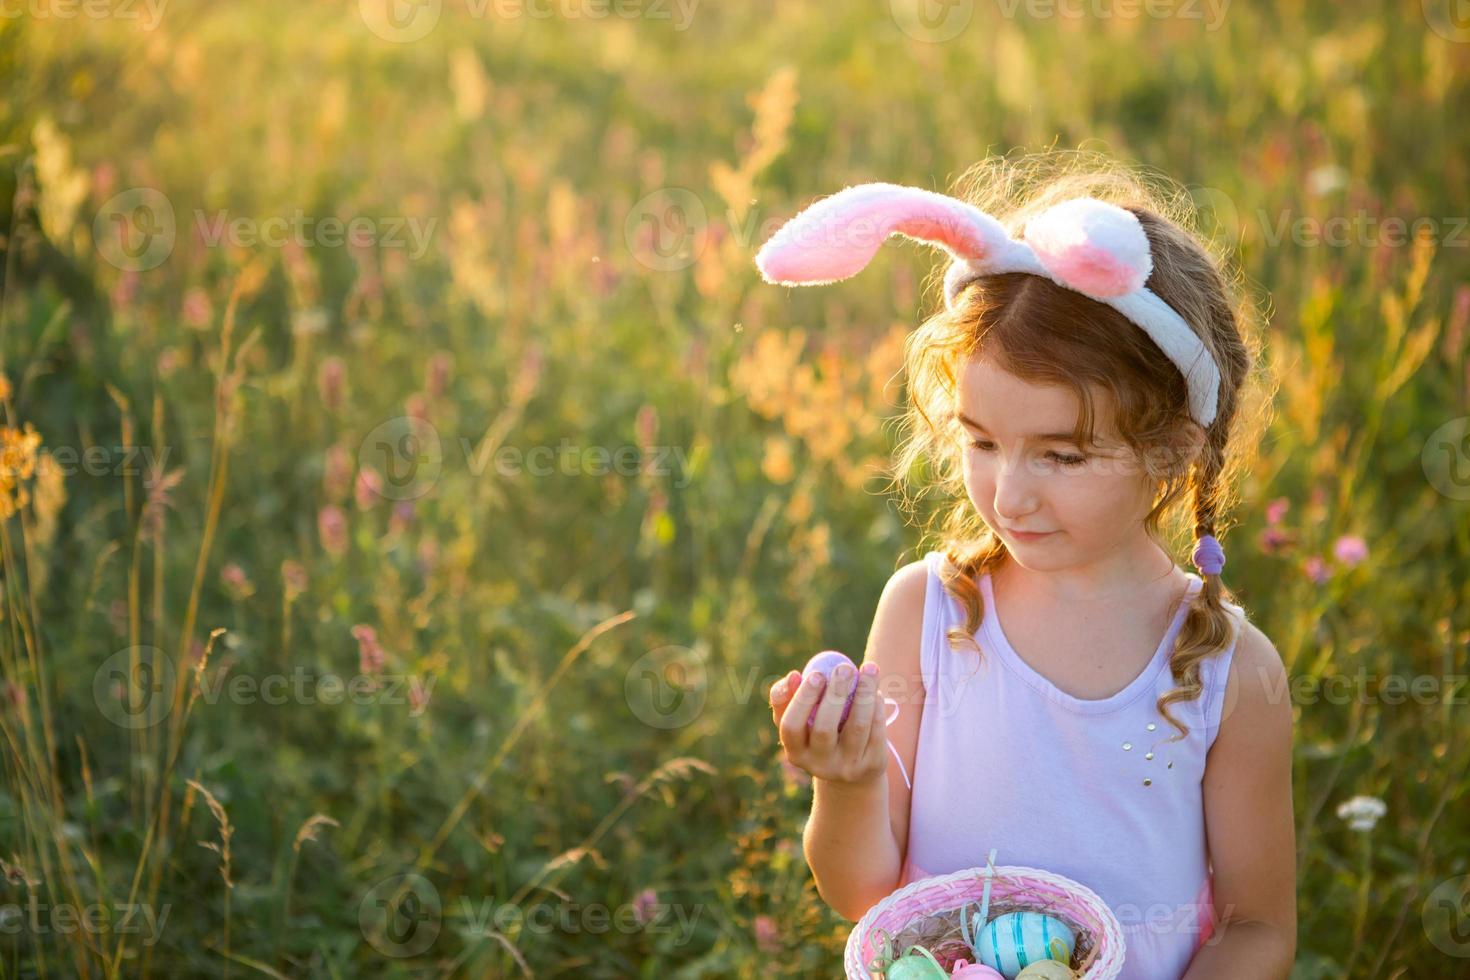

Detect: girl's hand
[769, 662, 889, 787]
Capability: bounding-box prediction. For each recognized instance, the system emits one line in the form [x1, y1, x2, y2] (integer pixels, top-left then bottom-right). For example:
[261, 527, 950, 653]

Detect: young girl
[763, 155, 1296, 979]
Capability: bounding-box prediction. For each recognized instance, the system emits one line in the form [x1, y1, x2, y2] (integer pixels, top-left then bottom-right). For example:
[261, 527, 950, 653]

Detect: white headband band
[754, 182, 1222, 428]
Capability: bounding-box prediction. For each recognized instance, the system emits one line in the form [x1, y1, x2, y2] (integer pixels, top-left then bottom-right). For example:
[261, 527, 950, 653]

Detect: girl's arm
[1183, 620, 1298, 978]
[771, 560, 929, 922]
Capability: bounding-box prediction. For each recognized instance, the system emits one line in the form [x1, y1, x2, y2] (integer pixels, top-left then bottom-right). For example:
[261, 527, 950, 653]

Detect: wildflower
[753, 914, 781, 954]
[635, 404, 659, 454]
[354, 466, 385, 510]
[426, 351, 453, 399]
[323, 444, 353, 502]
[156, 347, 181, 378]
[510, 343, 544, 406]
[631, 888, 658, 926]
[140, 467, 184, 543]
[1302, 556, 1331, 585]
[1258, 526, 1293, 555]
[0, 423, 41, 519]
[318, 356, 347, 412]
[108, 598, 129, 637]
[220, 563, 254, 601]
[2, 680, 25, 713]
[1333, 535, 1369, 567]
[1265, 497, 1290, 526]
[761, 435, 796, 484]
[1336, 795, 1386, 833]
[112, 270, 139, 311]
[408, 676, 432, 716]
[318, 505, 348, 557]
[405, 392, 430, 421]
[281, 559, 308, 602]
[351, 624, 386, 676]
[389, 500, 415, 534]
[182, 287, 213, 329]
[416, 538, 439, 576]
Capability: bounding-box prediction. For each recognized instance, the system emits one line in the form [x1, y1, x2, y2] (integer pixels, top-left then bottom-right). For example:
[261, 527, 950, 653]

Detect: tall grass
[1, 1, 1467, 975]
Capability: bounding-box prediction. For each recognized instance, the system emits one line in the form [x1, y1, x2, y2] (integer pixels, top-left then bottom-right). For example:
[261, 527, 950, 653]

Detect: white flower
[1336, 795, 1387, 833]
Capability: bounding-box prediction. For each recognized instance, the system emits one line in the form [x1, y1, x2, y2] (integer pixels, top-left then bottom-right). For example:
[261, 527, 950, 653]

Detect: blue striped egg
[974, 911, 1075, 979]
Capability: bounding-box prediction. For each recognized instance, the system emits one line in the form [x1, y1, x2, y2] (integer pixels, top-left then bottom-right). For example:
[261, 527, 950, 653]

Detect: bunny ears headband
[753, 182, 1222, 429]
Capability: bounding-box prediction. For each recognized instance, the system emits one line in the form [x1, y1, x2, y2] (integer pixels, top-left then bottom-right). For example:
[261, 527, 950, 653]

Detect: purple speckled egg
[803, 650, 858, 730]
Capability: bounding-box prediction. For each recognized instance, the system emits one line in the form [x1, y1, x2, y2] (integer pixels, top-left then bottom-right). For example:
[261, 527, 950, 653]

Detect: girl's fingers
[778, 670, 826, 749]
[769, 670, 801, 726]
[810, 665, 856, 749]
[839, 667, 877, 755]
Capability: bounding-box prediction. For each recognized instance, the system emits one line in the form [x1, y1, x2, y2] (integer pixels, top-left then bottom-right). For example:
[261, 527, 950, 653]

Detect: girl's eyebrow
[955, 411, 1080, 443]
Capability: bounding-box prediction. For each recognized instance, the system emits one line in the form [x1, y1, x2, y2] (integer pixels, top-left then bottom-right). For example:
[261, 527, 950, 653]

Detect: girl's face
[956, 356, 1157, 570]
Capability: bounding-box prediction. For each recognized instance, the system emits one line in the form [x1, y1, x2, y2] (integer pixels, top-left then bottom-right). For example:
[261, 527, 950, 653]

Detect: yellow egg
[1014, 961, 1076, 980]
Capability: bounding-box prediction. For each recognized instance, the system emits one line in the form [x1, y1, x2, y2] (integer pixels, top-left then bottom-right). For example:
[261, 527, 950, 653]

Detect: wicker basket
[844, 864, 1126, 979]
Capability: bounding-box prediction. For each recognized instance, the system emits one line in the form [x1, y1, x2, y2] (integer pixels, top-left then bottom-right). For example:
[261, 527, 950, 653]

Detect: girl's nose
[993, 456, 1040, 521]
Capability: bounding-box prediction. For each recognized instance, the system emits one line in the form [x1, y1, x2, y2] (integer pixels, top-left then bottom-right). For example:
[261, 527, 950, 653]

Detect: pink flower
[405, 392, 430, 421]
[318, 505, 348, 557]
[1303, 556, 1331, 585]
[323, 444, 353, 502]
[631, 888, 658, 926]
[112, 270, 139, 311]
[351, 624, 386, 676]
[416, 538, 439, 576]
[1257, 527, 1293, 555]
[426, 351, 453, 399]
[281, 559, 308, 602]
[1332, 535, 1369, 567]
[355, 467, 385, 510]
[1265, 497, 1290, 526]
[635, 404, 659, 453]
[318, 356, 347, 412]
[389, 500, 415, 535]
[182, 287, 213, 329]
[220, 562, 254, 600]
[753, 914, 780, 954]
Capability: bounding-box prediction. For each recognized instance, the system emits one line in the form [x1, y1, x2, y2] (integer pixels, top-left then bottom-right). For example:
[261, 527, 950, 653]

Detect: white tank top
[898, 550, 1246, 980]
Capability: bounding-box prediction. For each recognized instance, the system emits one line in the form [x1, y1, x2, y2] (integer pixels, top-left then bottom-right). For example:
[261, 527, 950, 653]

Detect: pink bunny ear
[755, 182, 1010, 286]
[1023, 197, 1152, 299]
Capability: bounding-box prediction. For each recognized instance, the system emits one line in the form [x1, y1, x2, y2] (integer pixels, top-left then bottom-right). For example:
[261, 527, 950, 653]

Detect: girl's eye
[967, 439, 1087, 468]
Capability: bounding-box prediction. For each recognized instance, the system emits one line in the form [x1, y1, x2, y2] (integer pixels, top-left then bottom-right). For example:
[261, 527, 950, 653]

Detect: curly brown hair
[887, 150, 1277, 741]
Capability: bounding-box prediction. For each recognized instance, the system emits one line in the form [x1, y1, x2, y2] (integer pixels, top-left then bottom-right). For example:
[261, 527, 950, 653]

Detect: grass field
[1, 1, 1469, 976]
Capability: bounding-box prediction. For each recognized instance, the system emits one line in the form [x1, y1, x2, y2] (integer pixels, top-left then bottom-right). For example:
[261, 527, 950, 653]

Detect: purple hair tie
[1192, 534, 1225, 575]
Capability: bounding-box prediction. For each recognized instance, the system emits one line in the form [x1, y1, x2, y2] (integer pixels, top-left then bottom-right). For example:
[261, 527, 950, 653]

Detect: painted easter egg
[1014, 961, 1076, 980]
[802, 650, 858, 730]
[949, 958, 1006, 979]
[885, 951, 950, 980]
[975, 911, 1075, 979]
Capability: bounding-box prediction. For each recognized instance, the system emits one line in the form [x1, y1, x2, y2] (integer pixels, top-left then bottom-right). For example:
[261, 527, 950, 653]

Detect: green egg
[886, 952, 950, 980]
